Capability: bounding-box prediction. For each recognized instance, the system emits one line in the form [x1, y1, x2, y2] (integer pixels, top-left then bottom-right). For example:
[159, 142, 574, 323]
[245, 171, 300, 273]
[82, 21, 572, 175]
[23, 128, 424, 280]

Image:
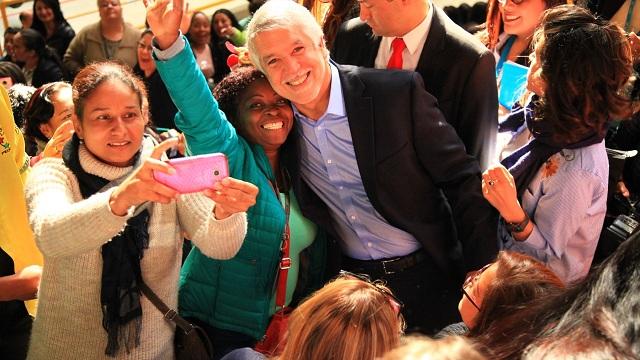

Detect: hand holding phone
[153, 153, 229, 193]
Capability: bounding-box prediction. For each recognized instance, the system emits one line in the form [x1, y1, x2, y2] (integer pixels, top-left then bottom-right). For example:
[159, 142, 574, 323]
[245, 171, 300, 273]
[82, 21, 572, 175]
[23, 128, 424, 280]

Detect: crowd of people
[1, 0, 640, 359]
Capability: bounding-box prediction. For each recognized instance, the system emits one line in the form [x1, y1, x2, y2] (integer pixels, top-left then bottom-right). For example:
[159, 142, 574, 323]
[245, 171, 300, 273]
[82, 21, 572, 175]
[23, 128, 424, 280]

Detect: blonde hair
[278, 277, 403, 360]
[382, 336, 487, 360]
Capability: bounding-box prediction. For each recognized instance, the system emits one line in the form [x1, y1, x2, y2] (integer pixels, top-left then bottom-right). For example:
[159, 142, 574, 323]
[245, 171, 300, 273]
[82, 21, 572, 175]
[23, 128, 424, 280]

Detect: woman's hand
[482, 165, 526, 223]
[179, 1, 191, 35]
[617, 180, 631, 198]
[109, 138, 180, 216]
[0, 265, 42, 301]
[219, 26, 237, 39]
[143, 0, 184, 50]
[203, 177, 259, 219]
[42, 120, 73, 158]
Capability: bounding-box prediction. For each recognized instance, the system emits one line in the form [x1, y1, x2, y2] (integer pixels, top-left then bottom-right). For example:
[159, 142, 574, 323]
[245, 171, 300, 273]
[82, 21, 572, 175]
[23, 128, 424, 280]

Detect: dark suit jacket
[283, 64, 498, 283]
[332, 6, 498, 170]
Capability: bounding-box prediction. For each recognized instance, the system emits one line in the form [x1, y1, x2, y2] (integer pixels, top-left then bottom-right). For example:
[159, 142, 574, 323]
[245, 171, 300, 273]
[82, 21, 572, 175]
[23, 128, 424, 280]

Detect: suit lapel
[363, 27, 382, 68]
[416, 6, 447, 78]
[337, 65, 377, 202]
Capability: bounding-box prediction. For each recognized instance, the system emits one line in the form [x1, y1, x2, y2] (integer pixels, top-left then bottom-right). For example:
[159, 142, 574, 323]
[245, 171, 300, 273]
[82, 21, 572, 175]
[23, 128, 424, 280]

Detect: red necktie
[386, 38, 406, 70]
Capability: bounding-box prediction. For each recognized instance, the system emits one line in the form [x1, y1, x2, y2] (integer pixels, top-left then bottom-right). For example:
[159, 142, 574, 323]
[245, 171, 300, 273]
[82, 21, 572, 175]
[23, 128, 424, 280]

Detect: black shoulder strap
[138, 280, 197, 334]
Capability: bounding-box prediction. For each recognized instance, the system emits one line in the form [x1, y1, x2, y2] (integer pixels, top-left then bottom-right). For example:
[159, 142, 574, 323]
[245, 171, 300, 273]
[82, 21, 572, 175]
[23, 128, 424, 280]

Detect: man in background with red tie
[332, 0, 498, 171]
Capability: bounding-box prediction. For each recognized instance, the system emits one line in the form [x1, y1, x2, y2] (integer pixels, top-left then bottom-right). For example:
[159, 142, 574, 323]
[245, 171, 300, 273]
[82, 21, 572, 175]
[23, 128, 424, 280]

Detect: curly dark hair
[212, 66, 265, 130]
[533, 5, 633, 144]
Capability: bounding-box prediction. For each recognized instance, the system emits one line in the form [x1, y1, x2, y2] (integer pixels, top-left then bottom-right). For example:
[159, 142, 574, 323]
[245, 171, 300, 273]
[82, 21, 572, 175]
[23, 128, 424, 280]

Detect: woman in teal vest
[146, 1, 325, 358]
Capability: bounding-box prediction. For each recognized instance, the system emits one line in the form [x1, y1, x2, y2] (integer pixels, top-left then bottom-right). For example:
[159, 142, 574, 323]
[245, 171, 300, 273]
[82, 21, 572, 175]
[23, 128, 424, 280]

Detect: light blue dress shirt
[293, 63, 422, 260]
[500, 141, 609, 284]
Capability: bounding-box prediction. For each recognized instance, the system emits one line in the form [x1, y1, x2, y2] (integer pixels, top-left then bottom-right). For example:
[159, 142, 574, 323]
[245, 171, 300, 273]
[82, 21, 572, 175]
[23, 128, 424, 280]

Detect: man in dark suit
[332, 0, 498, 170]
[247, 0, 497, 334]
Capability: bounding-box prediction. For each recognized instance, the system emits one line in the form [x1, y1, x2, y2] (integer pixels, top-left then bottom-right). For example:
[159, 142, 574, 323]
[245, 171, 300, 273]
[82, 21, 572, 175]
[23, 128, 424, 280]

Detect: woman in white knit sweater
[24, 61, 257, 359]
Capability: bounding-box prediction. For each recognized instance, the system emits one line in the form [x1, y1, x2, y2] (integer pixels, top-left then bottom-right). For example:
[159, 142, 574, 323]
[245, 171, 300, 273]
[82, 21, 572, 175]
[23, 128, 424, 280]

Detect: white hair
[246, 0, 327, 72]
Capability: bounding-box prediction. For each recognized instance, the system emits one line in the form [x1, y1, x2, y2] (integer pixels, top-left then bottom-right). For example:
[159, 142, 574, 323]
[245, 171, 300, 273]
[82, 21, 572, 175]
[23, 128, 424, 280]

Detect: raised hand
[143, 0, 184, 49]
[204, 177, 259, 219]
[481, 165, 524, 223]
[109, 138, 180, 216]
[42, 120, 74, 158]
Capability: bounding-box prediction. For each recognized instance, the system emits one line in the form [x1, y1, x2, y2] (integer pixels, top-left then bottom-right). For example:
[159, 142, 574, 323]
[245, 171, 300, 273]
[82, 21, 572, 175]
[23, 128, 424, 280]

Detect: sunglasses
[461, 263, 492, 311]
[338, 270, 404, 316]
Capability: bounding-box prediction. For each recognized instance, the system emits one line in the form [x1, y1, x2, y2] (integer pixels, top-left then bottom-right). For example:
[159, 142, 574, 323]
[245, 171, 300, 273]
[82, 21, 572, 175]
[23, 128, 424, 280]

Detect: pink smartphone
[153, 153, 229, 194]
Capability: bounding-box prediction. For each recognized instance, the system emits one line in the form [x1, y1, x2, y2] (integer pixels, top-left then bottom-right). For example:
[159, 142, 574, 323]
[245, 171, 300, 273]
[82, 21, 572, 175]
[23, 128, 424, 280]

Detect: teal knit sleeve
[154, 37, 241, 162]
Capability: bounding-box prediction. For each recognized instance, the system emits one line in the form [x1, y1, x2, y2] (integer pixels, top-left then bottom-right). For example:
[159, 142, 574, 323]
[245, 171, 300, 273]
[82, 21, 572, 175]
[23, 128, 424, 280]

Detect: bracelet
[505, 214, 530, 233]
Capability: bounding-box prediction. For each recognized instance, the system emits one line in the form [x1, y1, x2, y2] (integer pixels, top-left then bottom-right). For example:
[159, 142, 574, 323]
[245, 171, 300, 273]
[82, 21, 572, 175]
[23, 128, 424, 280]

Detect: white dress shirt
[374, 1, 434, 71]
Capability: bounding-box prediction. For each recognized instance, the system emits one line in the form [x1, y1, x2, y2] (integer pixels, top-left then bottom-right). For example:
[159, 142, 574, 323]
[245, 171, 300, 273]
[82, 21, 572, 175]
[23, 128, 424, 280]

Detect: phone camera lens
[214, 170, 220, 176]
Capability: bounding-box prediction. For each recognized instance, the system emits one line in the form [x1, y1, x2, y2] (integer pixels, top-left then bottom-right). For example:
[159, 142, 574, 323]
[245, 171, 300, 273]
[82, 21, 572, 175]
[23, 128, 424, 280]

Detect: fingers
[173, 0, 184, 12]
[150, 137, 179, 159]
[142, 157, 176, 177]
[148, 181, 179, 202]
[54, 119, 74, 134]
[205, 177, 259, 214]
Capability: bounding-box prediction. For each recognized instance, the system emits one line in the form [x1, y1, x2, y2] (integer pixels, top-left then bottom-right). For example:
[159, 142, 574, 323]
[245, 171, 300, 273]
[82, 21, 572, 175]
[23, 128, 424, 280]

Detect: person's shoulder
[123, 23, 142, 42]
[74, 21, 100, 40]
[336, 64, 424, 97]
[546, 142, 608, 185]
[338, 17, 372, 35]
[432, 6, 490, 57]
[57, 22, 76, 38]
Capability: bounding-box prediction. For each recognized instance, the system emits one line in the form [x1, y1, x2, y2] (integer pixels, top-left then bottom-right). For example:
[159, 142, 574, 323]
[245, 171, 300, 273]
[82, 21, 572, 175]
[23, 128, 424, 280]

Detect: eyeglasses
[461, 263, 492, 311]
[498, 0, 526, 5]
[338, 270, 404, 316]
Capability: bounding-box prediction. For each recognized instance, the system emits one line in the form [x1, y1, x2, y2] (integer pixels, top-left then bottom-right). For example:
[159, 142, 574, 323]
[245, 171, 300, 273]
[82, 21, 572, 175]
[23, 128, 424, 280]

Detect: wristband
[505, 214, 530, 233]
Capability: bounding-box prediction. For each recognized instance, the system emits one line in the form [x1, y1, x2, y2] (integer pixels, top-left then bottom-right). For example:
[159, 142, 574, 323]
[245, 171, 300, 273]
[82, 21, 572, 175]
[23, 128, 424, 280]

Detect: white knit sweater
[24, 144, 247, 359]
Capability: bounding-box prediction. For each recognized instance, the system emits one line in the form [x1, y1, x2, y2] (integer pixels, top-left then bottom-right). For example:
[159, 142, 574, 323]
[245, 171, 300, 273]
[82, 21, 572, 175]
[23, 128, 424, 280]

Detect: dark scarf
[62, 135, 150, 357]
[500, 96, 605, 199]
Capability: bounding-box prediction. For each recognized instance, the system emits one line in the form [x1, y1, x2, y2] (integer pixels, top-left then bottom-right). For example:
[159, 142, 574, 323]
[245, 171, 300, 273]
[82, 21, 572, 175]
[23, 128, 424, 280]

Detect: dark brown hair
[23, 81, 71, 142]
[468, 251, 565, 358]
[533, 5, 633, 144]
[322, 0, 356, 49]
[72, 61, 147, 120]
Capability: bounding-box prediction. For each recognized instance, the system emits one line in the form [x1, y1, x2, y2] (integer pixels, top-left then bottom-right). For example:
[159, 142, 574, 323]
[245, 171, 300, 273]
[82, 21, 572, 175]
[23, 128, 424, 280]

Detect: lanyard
[270, 168, 291, 309]
[626, 0, 637, 32]
[496, 35, 516, 78]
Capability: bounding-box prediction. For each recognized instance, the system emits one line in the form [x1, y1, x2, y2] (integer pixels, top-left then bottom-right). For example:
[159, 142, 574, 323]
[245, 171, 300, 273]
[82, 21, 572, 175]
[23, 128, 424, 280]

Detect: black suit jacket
[283, 64, 498, 282]
[332, 6, 498, 170]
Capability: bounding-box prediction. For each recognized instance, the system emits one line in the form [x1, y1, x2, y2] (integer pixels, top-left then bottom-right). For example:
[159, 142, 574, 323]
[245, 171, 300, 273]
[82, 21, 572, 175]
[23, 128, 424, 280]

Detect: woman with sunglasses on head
[483, 5, 634, 284]
[223, 272, 405, 360]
